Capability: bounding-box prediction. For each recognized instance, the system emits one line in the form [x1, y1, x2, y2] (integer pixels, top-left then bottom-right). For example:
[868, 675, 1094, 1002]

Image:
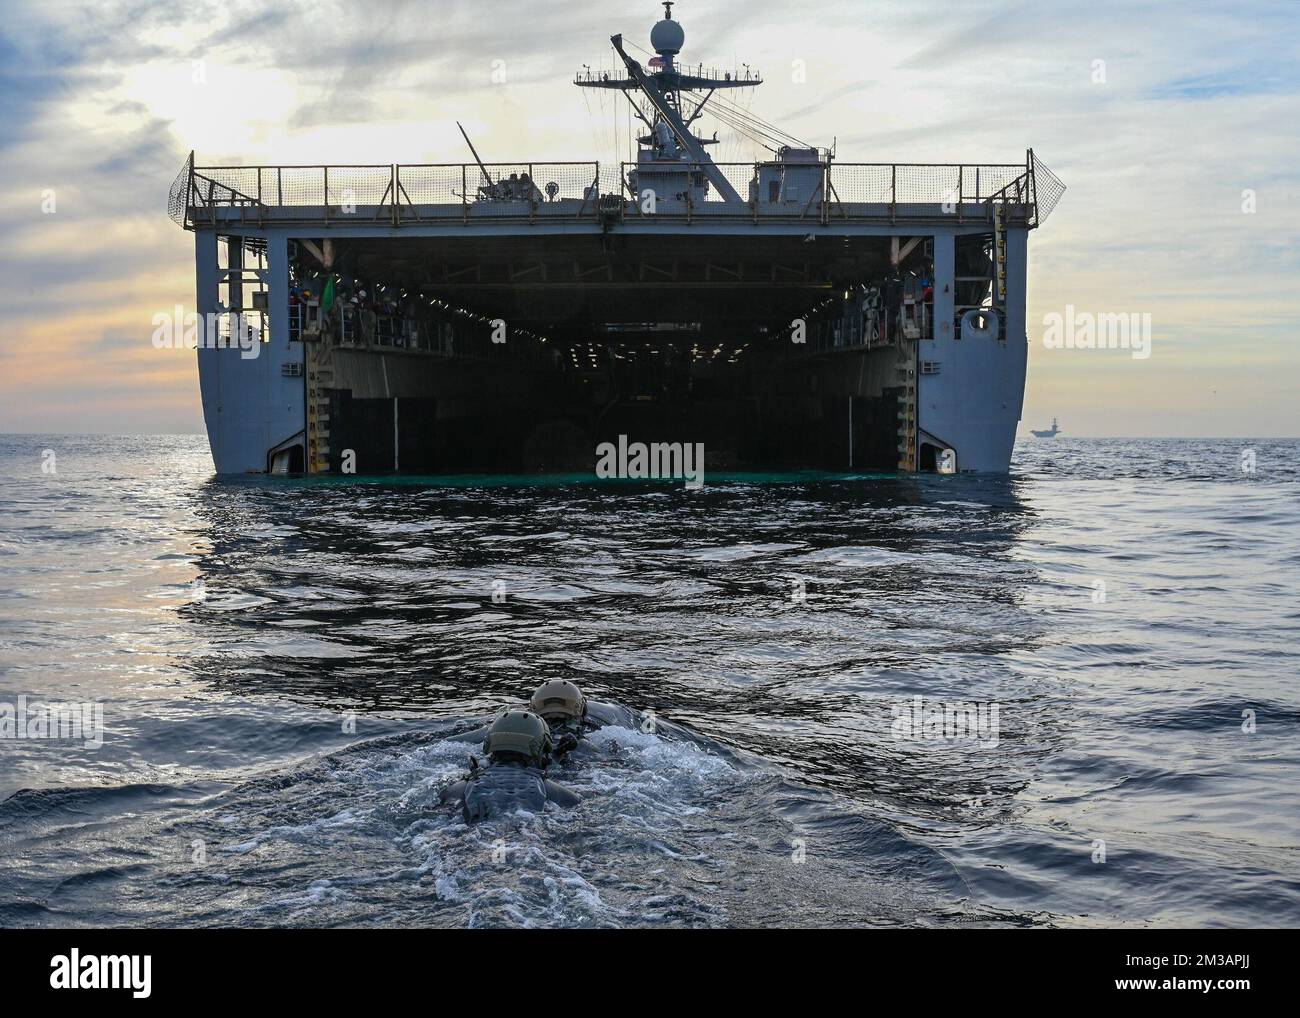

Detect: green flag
[321, 276, 335, 312]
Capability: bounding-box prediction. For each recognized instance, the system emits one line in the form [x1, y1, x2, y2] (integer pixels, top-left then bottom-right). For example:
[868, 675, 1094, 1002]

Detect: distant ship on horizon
[1030, 417, 1061, 438]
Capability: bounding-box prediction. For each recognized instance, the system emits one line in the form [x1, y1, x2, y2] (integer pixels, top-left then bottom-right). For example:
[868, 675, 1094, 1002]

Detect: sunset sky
[1, 0, 1297, 437]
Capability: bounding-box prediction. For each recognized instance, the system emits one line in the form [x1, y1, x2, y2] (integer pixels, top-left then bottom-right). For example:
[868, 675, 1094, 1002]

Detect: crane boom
[608, 34, 743, 204]
[456, 121, 493, 188]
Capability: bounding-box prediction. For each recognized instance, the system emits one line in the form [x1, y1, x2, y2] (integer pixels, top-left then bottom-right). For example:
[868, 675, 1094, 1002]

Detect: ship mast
[576, 2, 762, 205]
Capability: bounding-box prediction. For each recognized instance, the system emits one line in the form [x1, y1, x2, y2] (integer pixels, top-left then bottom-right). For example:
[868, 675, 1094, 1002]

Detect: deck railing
[168, 151, 1062, 230]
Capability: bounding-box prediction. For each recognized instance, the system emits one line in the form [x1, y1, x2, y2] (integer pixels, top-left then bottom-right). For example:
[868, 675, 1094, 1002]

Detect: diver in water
[529, 679, 598, 764]
[441, 709, 580, 823]
[448, 679, 601, 767]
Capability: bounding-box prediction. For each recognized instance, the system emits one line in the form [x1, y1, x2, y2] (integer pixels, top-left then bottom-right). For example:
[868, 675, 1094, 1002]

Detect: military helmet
[485, 709, 553, 764]
[529, 679, 587, 724]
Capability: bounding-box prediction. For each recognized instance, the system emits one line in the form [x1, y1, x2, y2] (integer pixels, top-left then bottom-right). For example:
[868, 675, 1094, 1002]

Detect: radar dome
[651, 12, 685, 56]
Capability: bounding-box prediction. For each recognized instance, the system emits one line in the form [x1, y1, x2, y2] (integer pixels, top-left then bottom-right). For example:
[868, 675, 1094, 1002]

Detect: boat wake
[0, 706, 976, 928]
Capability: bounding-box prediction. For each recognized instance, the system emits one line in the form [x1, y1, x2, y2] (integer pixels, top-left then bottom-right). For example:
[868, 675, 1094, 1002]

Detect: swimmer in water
[449, 679, 602, 768]
[528, 679, 598, 765]
[440, 709, 580, 823]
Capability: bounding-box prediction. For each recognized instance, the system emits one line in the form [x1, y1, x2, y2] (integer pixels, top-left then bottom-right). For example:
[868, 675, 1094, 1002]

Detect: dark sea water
[1, 434, 1298, 928]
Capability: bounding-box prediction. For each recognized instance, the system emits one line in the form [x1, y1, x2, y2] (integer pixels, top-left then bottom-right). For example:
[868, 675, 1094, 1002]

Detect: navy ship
[1030, 418, 1061, 438]
[168, 2, 1063, 475]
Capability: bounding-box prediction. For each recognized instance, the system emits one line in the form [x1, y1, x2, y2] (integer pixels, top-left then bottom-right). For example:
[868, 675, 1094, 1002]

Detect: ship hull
[193, 213, 1034, 477]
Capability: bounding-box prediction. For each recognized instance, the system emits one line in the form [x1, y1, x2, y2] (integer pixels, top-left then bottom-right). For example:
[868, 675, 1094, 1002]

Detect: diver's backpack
[461, 765, 549, 823]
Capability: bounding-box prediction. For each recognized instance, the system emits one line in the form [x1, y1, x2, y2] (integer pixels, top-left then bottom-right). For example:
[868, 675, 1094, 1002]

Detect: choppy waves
[1, 435, 1298, 927]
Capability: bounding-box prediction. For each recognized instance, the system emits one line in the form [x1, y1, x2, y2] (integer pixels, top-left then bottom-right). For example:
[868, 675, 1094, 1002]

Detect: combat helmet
[484, 709, 553, 765]
[529, 679, 587, 725]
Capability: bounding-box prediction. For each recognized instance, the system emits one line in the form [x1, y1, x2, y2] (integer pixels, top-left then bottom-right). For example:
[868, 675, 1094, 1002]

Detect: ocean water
[1, 434, 1297, 928]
